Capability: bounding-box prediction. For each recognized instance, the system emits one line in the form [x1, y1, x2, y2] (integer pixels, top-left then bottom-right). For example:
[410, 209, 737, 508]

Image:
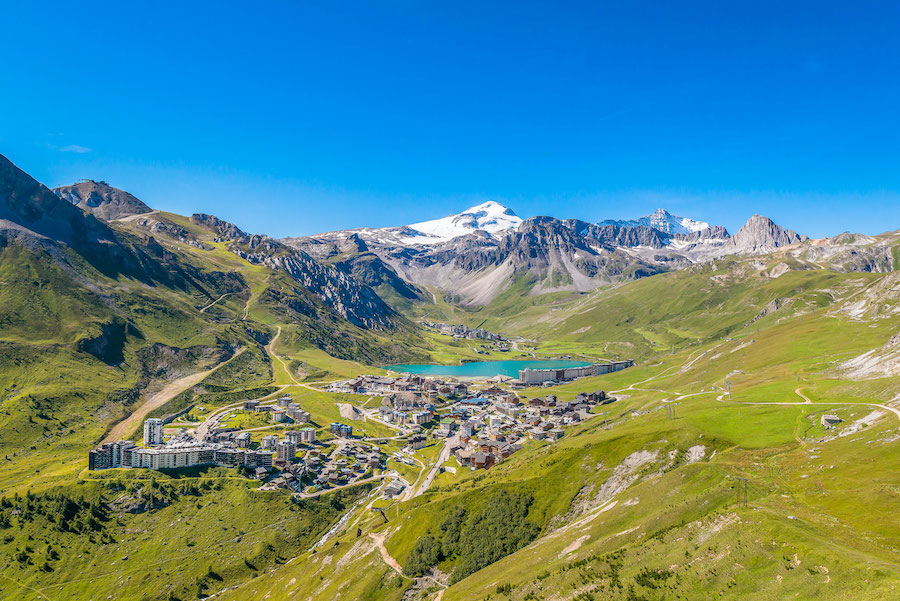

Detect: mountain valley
[0, 153, 898, 601]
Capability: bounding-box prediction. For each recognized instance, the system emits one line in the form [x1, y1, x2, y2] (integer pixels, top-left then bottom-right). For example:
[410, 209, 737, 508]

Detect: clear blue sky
[2, 1, 899, 238]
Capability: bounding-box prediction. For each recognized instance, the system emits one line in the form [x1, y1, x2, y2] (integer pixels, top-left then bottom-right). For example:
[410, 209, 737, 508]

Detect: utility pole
[602, 411, 608, 429]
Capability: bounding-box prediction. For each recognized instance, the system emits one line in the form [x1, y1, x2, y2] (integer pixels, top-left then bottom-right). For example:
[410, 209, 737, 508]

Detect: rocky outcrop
[563, 219, 673, 249]
[673, 225, 731, 244]
[54, 180, 152, 220]
[725, 215, 806, 255]
[0, 153, 171, 281]
[191, 213, 401, 330]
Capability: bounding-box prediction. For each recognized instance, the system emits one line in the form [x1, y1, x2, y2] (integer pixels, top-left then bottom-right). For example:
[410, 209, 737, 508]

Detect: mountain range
[286, 202, 813, 305]
[2, 150, 888, 318]
[3, 151, 900, 601]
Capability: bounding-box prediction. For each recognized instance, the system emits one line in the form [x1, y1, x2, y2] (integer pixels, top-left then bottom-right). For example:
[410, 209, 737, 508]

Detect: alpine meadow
[1, 4, 899, 601]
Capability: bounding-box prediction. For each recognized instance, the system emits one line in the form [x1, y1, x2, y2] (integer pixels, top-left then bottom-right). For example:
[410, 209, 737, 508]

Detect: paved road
[411, 435, 455, 499]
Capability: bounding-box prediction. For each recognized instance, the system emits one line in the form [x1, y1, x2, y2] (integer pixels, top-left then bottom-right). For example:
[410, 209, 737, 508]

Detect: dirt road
[103, 349, 245, 443]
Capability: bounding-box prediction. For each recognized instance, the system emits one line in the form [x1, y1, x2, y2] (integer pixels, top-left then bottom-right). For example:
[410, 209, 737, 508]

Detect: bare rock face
[563, 219, 674, 249]
[725, 215, 806, 255]
[54, 180, 152, 220]
[674, 225, 730, 244]
[190, 213, 401, 330]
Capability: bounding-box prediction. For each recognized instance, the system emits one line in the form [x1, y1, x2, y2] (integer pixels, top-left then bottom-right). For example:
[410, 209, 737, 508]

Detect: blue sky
[2, 1, 899, 238]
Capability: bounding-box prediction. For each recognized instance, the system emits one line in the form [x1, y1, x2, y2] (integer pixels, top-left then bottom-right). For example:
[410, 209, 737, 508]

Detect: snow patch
[404, 201, 522, 244]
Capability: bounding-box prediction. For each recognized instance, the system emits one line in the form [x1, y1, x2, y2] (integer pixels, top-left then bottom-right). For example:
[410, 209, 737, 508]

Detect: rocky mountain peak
[54, 180, 152, 220]
[726, 214, 806, 255]
[0, 153, 114, 249]
[600, 208, 710, 235]
[403, 201, 523, 244]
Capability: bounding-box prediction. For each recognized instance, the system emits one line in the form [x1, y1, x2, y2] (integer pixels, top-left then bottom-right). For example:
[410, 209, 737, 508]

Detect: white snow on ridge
[401, 201, 523, 245]
[601, 208, 709, 236]
[304, 201, 522, 247]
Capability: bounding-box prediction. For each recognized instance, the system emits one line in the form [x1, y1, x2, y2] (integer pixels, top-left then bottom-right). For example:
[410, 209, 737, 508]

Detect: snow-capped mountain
[403, 201, 522, 244]
[285, 203, 807, 307]
[298, 201, 523, 248]
[601, 208, 709, 236]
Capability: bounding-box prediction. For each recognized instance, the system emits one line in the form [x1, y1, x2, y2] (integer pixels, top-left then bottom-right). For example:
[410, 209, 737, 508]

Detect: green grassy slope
[205, 253, 900, 601]
[4, 185, 900, 601]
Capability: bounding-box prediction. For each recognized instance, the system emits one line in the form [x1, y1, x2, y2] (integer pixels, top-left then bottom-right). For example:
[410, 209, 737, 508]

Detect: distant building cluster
[329, 374, 468, 400]
[89, 403, 319, 472]
[438, 388, 615, 471]
[421, 321, 503, 341]
[517, 360, 634, 386]
[243, 397, 310, 423]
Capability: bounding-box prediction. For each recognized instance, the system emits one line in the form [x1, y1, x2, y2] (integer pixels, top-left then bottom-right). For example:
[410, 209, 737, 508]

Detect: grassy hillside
[198, 254, 900, 601]
[0, 474, 373, 601]
[3, 195, 900, 601]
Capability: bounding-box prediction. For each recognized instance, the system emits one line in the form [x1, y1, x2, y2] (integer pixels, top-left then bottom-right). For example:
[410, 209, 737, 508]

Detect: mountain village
[86, 361, 632, 501]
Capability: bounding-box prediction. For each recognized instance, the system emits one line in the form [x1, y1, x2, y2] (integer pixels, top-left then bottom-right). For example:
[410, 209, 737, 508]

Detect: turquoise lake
[385, 359, 592, 378]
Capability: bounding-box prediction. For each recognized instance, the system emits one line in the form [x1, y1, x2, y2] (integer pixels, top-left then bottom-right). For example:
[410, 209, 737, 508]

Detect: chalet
[478, 440, 503, 454]
[498, 443, 522, 458]
[455, 449, 474, 466]
[451, 383, 469, 397]
[574, 403, 592, 420]
[439, 417, 455, 435]
[496, 402, 519, 417]
[575, 390, 607, 404]
[383, 480, 405, 497]
[471, 452, 494, 470]
[407, 434, 428, 450]
[389, 391, 422, 411]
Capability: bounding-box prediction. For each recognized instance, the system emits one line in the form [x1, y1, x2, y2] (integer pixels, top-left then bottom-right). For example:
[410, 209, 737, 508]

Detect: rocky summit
[3, 149, 900, 601]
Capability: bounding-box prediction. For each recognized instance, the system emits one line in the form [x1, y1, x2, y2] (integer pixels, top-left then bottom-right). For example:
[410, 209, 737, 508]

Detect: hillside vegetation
[206, 250, 900, 601]
[2, 153, 899, 601]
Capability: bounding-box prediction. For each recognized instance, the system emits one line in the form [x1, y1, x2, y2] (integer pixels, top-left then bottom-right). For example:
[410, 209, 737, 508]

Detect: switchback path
[795, 387, 812, 403]
[199, 292, 231, 313]
[370, 531, 449, 597]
